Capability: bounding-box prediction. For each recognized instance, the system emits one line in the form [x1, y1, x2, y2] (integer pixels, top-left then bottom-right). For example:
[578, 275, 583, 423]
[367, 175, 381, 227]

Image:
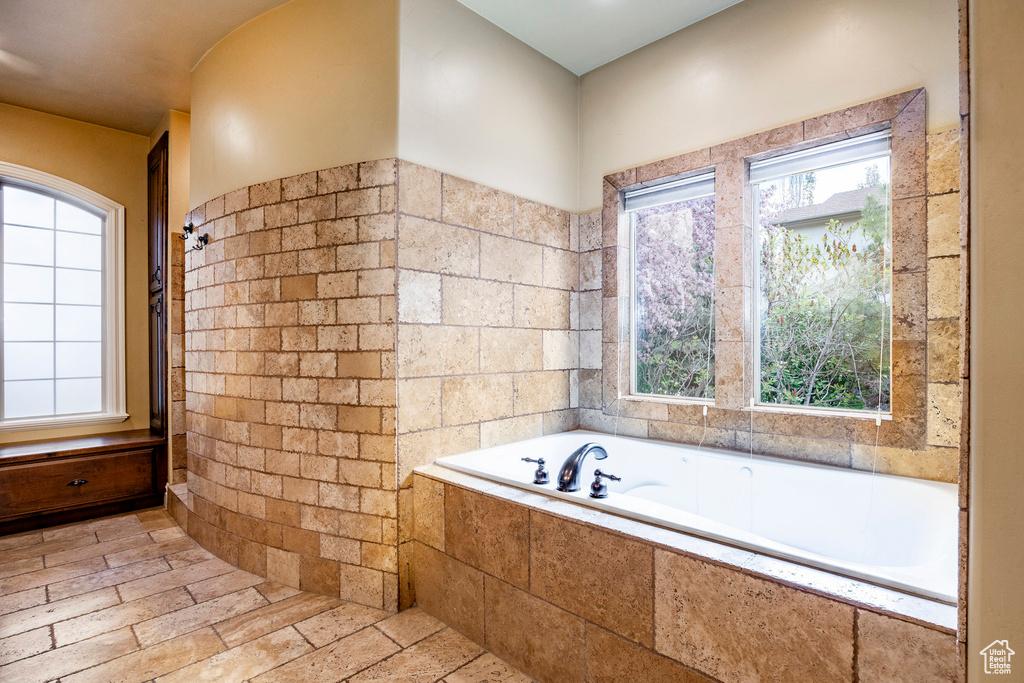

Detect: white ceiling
[0, 0, 291, 135]
[455, 0, 743, 75]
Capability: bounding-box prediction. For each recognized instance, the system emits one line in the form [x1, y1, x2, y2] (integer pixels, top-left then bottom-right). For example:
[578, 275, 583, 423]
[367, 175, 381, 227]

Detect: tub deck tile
[586, 623, 716, 683]
[444, 486, 530, 590]
[413, 464, 957, 632]
[856, 609, 958, 682]
[413, 541, 486, 644]
[653, 549, 856, 683]
[483, 575, 585, 683]
[529, 511, 654, 647]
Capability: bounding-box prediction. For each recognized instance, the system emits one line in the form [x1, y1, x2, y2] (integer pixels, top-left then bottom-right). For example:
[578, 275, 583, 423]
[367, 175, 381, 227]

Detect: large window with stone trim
[602, 90, 938, 469]
[626, 173, 716, 400]
[752, 131, 892, 412]
[0, 165, 126, 431]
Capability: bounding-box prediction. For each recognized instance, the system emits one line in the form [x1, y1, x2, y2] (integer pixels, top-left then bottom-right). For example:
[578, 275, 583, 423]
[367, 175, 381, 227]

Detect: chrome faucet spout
[557, 442, 608, 492]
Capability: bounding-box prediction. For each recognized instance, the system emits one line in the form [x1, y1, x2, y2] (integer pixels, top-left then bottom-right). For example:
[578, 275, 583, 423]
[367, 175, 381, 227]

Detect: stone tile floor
[0, 508, 533, 683]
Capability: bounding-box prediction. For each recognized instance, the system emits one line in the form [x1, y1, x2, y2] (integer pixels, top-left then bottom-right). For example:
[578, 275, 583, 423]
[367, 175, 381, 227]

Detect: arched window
[0, 161, 126, 431]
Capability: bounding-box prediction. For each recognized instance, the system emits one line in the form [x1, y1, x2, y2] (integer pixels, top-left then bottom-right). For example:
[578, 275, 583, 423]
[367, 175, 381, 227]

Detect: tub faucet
[557, 442, 608, 492]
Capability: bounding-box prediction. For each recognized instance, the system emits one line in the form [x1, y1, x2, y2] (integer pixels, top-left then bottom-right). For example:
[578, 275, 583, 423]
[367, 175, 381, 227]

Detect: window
[752, 131, 892, 412]
[0, 162, 126, 431]
[626, 173, 716, 400]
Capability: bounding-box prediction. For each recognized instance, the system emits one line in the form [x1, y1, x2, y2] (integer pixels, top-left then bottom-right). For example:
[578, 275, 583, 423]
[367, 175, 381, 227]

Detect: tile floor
[0, 508, 533, 683]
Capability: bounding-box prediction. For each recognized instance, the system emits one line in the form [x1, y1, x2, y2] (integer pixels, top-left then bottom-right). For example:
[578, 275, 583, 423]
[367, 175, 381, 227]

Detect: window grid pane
[2, 183, 105, 420]
[631, 192, 716, 400]
[755, 153, 892, 412]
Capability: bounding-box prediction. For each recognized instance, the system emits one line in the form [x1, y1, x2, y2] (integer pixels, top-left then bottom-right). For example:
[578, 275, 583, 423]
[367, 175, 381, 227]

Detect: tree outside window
[756, 156, 892, 411]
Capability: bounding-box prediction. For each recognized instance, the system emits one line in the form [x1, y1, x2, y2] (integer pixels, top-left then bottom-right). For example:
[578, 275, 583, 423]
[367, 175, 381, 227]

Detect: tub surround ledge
[412, 463, 957, 683]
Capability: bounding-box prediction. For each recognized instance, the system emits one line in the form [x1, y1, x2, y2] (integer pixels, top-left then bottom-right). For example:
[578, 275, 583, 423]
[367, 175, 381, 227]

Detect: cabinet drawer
[0, 449, 156, 520]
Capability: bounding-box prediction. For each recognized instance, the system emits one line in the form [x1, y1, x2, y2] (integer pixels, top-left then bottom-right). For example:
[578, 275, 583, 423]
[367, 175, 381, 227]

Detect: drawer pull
[67, 479, 88, 486]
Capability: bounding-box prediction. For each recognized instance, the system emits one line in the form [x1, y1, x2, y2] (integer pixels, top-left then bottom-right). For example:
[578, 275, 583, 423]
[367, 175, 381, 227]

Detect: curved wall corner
[190, 0, 399, 209]
[183, 159, 400, 610]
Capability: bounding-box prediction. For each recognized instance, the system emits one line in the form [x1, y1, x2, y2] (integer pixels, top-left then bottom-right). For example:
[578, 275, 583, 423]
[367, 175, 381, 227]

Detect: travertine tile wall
[182, 159, 402, 610]
[177, 96, 963, 618]
[582, 91, 964, 484]
[413, 468, 958, 683]
[170, 237, 186, 485]
[180, 159, 578, 610]
[393, 162, 579, 606]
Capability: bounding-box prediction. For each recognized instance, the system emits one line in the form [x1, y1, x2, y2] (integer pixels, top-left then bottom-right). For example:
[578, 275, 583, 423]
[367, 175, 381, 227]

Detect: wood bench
[0, 430, 167, 534]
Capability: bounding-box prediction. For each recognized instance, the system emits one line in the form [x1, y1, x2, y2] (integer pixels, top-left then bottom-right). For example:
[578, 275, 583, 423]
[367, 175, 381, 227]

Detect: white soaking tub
[435, 430, 958, 603]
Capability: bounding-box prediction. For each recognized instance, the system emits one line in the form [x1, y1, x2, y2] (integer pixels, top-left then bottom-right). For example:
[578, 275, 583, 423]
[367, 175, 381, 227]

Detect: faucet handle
[589, 469, 621, 499]
[521, 457, 549, 485]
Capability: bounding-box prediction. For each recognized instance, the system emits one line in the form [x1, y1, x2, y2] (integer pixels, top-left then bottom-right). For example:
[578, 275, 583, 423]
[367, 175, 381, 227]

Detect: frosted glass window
[5, 343, 53, 380]
[56, 269, 101, 305]
[56, 202, 102, 234]
[56, 378, 102, 414]
[4, 225, 54, 266]
[4, 303, 54, 341]
[4, 380, 54, 418]
[3, 187, 54, 228]
[56, 342, 102, 378]
[56, 232, 102, 270]
[4, 265, 54, 303]
[2, 182, 107, 420]
[56, 305, 102, 341]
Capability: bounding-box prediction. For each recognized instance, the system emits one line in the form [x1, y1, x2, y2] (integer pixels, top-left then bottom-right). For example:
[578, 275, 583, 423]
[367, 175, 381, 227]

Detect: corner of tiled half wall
[181, 157, 581, 611]
[393, 160, 580, 608]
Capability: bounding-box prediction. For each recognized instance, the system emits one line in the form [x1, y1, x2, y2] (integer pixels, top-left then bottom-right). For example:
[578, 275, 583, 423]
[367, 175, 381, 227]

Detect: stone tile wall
[177, 92, 964, 623]
[170, 237, 186, 485]
[583, 90, 964, 484]
[413, 467, 958, 683]
[180, 160, 578, 611]
[182, 160, 401, 610]
[393, 162, 579, 606]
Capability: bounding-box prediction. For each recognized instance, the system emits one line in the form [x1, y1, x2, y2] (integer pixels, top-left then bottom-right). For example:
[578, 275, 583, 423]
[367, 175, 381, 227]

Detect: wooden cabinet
[149, 132, 169, 434]
[0, 431, 166, 534]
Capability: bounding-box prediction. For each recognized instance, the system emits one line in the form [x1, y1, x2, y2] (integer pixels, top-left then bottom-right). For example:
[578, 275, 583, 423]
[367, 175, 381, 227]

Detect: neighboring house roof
[775, 187, 880, 226]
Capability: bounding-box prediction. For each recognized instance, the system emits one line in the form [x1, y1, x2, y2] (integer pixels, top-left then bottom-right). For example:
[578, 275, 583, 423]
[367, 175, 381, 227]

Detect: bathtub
[435, 430, 958, 604]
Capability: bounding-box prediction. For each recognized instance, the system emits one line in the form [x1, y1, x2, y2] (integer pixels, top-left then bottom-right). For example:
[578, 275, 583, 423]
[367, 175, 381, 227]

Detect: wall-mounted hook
[192, 234, 209, 251]
[179, 222, 195, 240]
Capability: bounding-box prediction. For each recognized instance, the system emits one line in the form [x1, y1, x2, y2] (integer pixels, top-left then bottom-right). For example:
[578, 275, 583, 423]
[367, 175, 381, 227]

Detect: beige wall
[0, 102, 151, 441]
[189, 0, 399, 209]
[397, 0, 579, 212]
[578, 0, 960, 210]
[968, 0, 1024, 677]
[150, 110, 192, 233]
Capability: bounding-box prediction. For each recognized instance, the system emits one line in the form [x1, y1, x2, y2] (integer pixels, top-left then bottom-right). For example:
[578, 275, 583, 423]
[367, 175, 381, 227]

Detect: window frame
[602, 90, 929, 452]
[0, 160, 127, 432]
[750, 130, 895, 417]
[625, 170, 717, 405]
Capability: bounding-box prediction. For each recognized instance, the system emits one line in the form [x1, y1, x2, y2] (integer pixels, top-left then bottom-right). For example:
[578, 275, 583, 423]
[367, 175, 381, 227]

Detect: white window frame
[0, 160, 128, 432]
[625, 171, 717, 405]
[750, 130, 894, 417]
